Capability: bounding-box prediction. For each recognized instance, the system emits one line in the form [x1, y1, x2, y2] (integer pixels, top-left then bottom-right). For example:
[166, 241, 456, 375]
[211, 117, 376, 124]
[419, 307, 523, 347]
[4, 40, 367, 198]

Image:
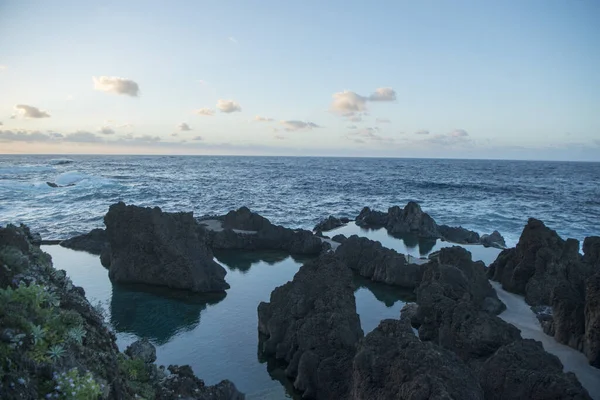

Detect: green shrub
[50, 368, 103, 400]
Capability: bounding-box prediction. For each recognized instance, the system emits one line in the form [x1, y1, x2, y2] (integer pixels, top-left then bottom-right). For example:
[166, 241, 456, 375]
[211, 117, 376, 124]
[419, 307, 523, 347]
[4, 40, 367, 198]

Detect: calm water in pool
[41, 223, 500, 399]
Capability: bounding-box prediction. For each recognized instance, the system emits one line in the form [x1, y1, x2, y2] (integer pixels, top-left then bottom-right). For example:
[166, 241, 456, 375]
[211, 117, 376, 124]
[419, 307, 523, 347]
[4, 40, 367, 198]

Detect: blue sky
[1, 0, 599, 160]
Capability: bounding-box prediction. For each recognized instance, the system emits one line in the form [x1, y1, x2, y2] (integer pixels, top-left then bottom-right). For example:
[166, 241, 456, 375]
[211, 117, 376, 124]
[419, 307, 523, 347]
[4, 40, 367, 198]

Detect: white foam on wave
[53, 171, 114, 188]
[491, 281, 600, 399]
[0, 165, 55, 175]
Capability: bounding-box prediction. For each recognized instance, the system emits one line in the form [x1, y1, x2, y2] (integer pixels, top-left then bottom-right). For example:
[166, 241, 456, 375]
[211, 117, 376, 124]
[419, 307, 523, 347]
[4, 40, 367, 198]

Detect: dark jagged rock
[125, 338, 157, 363]
[257, 254, 363, 399]
[46, 181, 59, 188]
[480, 230, 506, 249]
[439, 224, 480, 244]
[488, 219, 600, 363]
[336, 235, 424, 289]
[487, 218, 582, 306]
[331, 234, 347, 243]
[400, 302, 420, 327]
[350, 319, 484, 400]
[313, 215, 345, 232]
[203, 207, 326, 255]
[60, 228, 109, 255]
[479, 339, 592, 400]
[355, 206, 387, 227]
[585, 272, 600, 367]
[583, 236, 600, 267]
[416, 247, 517, 362]
[386, 202, 440, 238]
[158, 365, 244, 400]
[105, 202, 229, 293]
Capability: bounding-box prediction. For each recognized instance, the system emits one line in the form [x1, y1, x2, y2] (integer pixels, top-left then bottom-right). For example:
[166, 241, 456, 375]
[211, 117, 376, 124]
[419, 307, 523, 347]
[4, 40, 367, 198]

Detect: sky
[1, 0, 599, 160]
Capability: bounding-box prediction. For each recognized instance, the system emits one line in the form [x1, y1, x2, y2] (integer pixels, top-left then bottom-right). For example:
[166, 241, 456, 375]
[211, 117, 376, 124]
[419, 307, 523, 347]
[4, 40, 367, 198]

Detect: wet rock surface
[439, 224, 480, 244]
[350, 319, 485, 400]
[257, 253, 363, 399]
[104, 202, 229, 293]
[203, 207, 326, 255]
[336, 235, 423, 288]
[313, 215, 346, 233]
[480, 230, 506, 249]
[60, 228, 108, 255]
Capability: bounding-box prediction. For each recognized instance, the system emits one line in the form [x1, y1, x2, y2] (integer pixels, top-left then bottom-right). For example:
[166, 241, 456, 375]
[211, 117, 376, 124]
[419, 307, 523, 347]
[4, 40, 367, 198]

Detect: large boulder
[336, 235, 424, 289]
[313, 215, 345, 233]
[350, 319, 484, 400]
[386, 202, 440, 238]
[416, 247, 518, 362]
[480, 230, 506, 249]
[487, 218, 583, 306]
[439, 225, 480, 244]
[479, 339, 592, 400]
[257, 254, 363, 399]
[355, 207, 388, 227]
[104, 202, 229, 293]
[585, 272, 600, 367]
[204, 207, 325, 255]
[157, 365, 245, 400]
[60, 228, 109, 255]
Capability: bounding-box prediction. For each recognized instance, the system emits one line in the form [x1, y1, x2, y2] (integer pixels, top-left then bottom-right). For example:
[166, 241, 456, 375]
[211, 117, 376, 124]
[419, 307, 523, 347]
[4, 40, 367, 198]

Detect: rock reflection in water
[353, 274, 416, 307]
[214, 249, 316, 273]
[110, 283, 226, 345]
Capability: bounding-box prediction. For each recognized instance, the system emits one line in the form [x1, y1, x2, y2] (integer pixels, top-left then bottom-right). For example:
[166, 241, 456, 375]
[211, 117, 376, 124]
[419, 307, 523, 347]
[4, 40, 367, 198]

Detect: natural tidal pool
[42, 245, 411, 399]
[327, 222, 502, 266]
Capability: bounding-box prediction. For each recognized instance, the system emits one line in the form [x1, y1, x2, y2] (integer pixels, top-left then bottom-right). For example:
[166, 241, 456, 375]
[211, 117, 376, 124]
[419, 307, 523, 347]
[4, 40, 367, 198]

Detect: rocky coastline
[2, 201, 599, 399]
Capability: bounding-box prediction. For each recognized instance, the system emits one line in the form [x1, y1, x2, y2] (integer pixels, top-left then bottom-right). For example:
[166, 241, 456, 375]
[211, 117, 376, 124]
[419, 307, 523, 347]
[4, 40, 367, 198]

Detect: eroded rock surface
[257, 253, 363, 399]
[60, 228, 108, 255]
[105, 202, 229, 293]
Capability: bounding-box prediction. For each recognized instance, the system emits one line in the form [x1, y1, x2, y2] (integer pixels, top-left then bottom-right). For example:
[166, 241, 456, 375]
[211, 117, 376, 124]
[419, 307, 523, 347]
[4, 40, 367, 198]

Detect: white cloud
[347, 125, 358, 129]
[14, 104, 51, 118]
[195, 108, 215, 116]
[369, 87, 396, 101]
[65, 131, 104, 143]
[280, 120, 321, 132]
[93, 76, 139, 97]
[98, 126, 115, 135]
[331, 91, 368, 115]
[331, 87, 396, 116]
[450, 129, 469, 137]
[171, 133, 179, 137]
[0, 122, 2, 126]
[197, 80, 206, 85]
[66, 94, 74, 101]
[348, 127, 394, 143]
[254, 115, 274, 122]
[415, 130, 430, 135]
[349, 116, 362, 122]
[178, 123, 192, 131]
[274, 135, 285, 140]
[0, 65, 6, 71]
[193, 136, 203, 141]
[118, 123, 134, 129]
[0, 130, 58, 142]
[229, 37, 238, 44]
[216, 99, 241, 113]
[376, 118, 391, 124]
[133, 135, 161, 143]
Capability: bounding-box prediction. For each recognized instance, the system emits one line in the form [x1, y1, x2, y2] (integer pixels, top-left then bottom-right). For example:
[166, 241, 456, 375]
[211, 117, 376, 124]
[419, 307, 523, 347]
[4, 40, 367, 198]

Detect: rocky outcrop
[336, 235, 424, 289]
[313, 216, 347, 233]
[203, 207, 326, 255]
[488, 220, 600, 363]
[257, 254, 363, 399]
[480, 230, 506, 249]
[350, 319, 484, 400]
[479, 339, 591, 399]
[331, 234, 347, 243]
[487, 218, 582, 305]
[416, 247, 517, 362]
[0, 224, 244, 400]
[585, 272, 600, 367]
[104, 202, 229, 293]
[60, 228, 108, 255]
[386, 202, 440, 237]
[355, 207, 387, 227]
[439, 224, 480, 244]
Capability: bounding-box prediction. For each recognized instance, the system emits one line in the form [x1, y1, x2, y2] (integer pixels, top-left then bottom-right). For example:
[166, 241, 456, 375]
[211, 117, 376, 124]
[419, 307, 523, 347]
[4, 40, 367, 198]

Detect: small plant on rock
[47, 344, 65, 362]
[30, 324, 46, 345]
[67, 325, 86, 345]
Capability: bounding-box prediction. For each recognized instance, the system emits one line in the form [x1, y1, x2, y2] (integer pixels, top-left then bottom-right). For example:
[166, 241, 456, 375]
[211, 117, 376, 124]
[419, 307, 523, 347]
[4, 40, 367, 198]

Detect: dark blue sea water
[1, 155, 599, 245]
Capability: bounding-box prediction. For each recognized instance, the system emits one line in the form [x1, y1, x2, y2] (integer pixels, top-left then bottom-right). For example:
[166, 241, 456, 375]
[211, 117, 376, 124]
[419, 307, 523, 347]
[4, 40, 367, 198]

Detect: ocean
[1, 155, 599, 245]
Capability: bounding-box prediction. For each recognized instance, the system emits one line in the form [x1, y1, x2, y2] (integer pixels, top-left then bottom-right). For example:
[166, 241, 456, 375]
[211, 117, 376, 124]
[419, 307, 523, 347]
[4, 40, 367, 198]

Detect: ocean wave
[0, 165, 55, 175]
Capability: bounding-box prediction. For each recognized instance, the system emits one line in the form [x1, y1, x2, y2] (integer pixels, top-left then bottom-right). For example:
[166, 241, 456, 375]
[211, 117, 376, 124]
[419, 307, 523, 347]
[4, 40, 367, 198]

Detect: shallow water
[42, 245, 411, 398]
[3, 155, 599, 246]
